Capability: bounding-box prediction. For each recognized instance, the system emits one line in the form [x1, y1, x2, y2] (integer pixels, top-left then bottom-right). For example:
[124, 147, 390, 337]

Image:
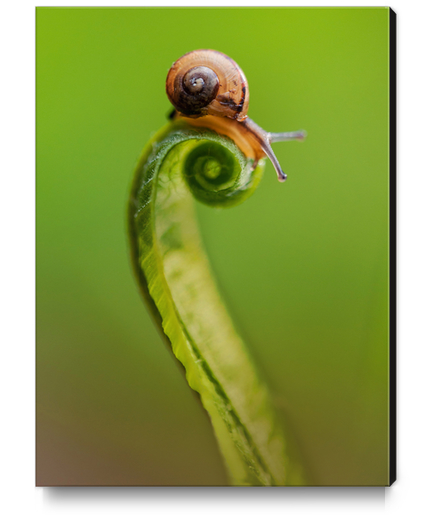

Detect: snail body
[170, 113, 267, 165]
[166, 49, 305, 182]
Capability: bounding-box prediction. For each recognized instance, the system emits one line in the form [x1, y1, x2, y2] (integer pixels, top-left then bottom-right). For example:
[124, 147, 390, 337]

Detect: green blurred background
[36, 7, 389, 486]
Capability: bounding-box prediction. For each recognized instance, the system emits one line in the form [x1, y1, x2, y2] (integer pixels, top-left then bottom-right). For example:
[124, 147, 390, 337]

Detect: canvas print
[36, 7, 395, 486]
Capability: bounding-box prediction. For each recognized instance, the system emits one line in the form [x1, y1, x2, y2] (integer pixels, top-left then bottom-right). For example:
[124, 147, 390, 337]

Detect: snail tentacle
[269, 130, 307, 143]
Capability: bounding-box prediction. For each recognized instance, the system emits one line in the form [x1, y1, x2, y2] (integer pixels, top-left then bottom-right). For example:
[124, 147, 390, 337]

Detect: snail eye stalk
[242, 118, 306, 182]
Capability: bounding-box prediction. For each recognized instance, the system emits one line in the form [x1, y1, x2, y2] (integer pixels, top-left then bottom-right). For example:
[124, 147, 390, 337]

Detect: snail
[166, 49, 306, 182]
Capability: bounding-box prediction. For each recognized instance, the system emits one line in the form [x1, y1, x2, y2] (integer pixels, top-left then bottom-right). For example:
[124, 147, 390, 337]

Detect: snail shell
[166, 49, 249, 120]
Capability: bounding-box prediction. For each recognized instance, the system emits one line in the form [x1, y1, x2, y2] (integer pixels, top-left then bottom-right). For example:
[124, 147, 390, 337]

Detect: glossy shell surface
[166, 49, 249, 120]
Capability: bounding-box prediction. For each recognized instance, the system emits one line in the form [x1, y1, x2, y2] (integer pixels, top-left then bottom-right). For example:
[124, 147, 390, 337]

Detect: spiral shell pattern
[166, 49, 249, 120]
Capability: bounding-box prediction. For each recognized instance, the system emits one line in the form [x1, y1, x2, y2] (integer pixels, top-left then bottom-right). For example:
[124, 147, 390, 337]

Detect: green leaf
[128, 120, 296, 486]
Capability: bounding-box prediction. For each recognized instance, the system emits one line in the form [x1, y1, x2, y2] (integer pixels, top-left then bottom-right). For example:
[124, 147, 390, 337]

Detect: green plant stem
[128, 121, 293, 485]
